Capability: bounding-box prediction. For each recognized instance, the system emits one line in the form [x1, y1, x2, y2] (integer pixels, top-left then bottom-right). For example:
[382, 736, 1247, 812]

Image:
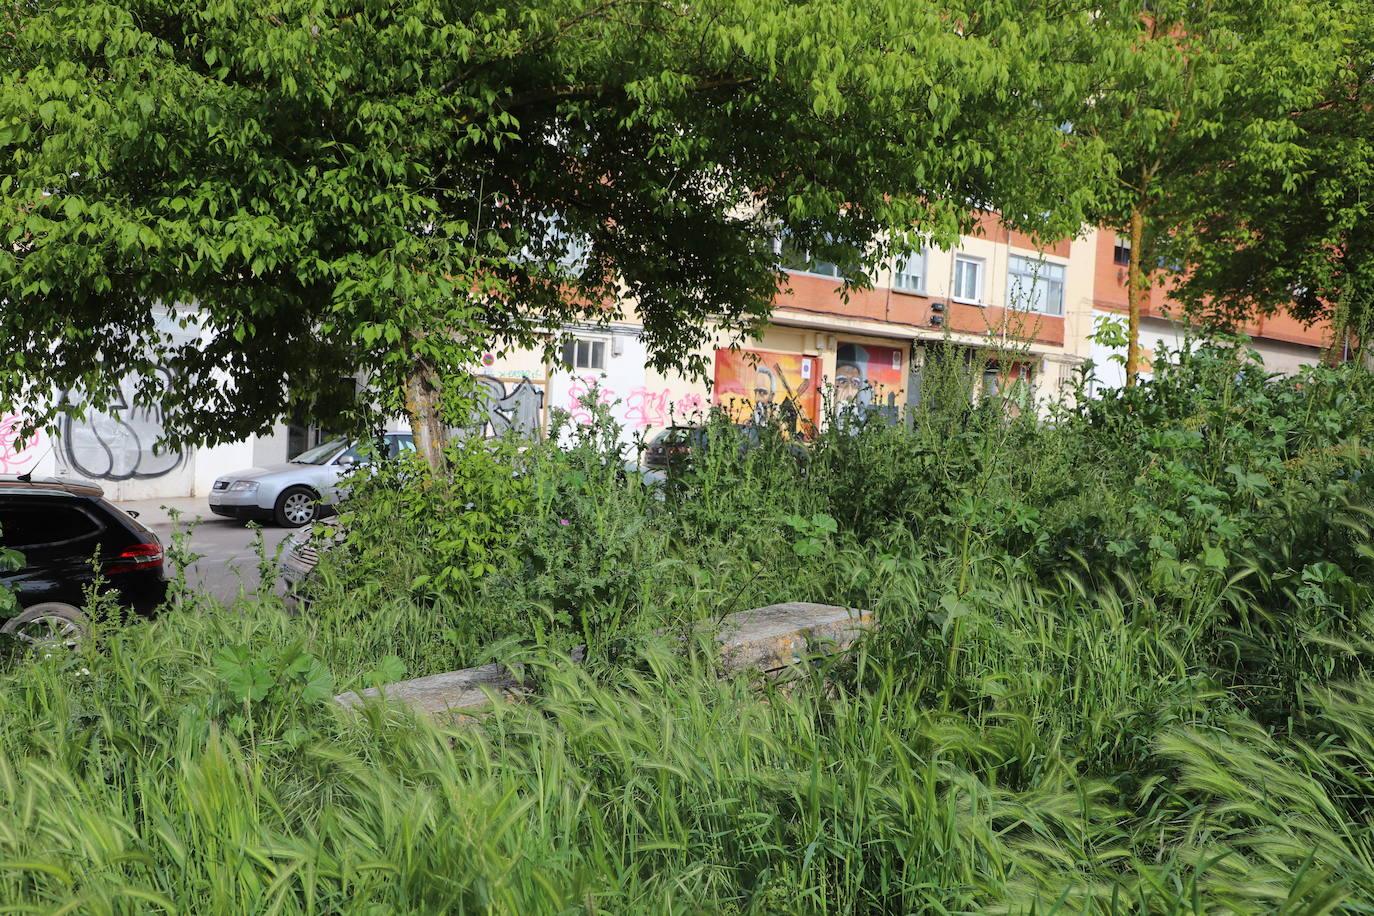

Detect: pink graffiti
[0, 415, 41, 474]
[623, 387, 672, 429]
[673, 394, 706, 418]
[565, 381, 710, 430]
[566, 377, 617, 425]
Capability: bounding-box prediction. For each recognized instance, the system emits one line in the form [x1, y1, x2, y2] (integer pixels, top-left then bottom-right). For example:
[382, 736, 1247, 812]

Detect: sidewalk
[112, 496, 213, 528]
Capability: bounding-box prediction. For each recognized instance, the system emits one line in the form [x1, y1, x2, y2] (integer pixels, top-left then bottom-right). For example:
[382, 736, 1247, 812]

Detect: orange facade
[777, 272, 1064, 346]
[1090, 231, 1332, 350]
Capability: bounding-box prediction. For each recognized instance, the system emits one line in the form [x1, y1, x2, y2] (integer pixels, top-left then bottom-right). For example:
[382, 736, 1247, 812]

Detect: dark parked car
[642, 425, 708, 469]
[642, 424, 807, 471]
[0, 477, 168, 649]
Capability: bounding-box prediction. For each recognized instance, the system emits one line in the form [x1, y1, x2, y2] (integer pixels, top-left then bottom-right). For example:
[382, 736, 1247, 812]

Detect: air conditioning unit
[930, 301, 946, 312]
[930, 314, 945, 327]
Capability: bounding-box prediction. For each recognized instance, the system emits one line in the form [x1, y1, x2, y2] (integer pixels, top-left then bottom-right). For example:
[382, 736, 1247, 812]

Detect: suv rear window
[0, 501, 104, 553]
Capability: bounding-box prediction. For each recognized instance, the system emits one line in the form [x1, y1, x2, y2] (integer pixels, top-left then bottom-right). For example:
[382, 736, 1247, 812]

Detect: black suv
[0, 477, 168, 647]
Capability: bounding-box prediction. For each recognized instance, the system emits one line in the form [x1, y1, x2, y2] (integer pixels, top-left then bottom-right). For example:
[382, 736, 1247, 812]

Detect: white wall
[547, 327, 660, 449]
[1089, 310, 1324, 393]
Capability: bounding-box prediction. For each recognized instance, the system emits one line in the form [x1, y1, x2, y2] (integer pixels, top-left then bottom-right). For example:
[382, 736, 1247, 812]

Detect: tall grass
[1, 338, 1374, 911]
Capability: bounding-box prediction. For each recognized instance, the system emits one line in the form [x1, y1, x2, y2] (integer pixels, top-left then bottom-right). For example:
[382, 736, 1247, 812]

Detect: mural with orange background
[713, 349, 820, 436]
[833, 341, 905, 410]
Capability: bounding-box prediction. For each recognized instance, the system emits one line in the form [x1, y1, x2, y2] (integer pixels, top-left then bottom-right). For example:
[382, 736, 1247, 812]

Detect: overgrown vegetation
[4, 340, 1374, 912]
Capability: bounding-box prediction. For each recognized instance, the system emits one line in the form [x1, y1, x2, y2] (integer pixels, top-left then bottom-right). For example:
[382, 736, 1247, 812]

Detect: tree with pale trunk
[1165, 0, 1374, 361]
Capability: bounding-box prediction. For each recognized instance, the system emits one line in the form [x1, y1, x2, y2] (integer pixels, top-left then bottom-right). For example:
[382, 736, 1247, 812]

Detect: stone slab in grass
[334, 662, 525, 719]
[334, 602, 872, 719]
[716, 602, 873, 673]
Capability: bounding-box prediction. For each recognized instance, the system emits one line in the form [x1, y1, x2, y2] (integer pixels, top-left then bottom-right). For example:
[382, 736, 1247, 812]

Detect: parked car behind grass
[642, 423, 808, 473]
[0, 475, 168, 651]
[209, 432, 415, 527]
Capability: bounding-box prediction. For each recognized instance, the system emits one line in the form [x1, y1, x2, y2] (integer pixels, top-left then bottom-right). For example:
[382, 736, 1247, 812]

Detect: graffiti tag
[0, 416, 42, 475]
[60, 373, 186, 481]
[458, 376, 545, 439]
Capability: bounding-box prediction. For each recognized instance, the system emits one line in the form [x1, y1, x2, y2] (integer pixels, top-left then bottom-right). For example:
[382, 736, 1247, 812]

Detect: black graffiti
[59, 374, 185, 481]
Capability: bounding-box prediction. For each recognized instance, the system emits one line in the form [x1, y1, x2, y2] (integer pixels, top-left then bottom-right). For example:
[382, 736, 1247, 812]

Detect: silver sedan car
[208, 432, 415, 527]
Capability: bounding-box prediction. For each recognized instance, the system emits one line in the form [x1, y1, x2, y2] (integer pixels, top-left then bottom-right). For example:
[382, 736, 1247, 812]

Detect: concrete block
[334, 602, 871, 719]
[334, 662, 524, 719]
[716, 602, 873, 673]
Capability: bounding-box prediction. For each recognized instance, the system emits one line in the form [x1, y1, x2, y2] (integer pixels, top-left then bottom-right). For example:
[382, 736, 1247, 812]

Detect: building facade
[2, 221, 1334, 501]
[1086, 230, 1332, 390]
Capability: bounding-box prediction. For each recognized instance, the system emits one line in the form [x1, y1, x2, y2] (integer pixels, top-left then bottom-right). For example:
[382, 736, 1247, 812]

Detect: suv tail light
[106, 542, 164, 574]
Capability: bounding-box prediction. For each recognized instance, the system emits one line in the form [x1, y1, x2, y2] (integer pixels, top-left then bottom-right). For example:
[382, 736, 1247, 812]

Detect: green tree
[2, 0, 1120, 466]
[1079, 0, 1349, 385]
[1165, 0, 1374, 360]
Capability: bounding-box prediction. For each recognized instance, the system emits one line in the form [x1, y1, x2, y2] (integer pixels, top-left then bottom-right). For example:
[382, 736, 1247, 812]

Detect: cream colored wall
[922, 235, 1008, 306]
[1061, 230, 1099, 362]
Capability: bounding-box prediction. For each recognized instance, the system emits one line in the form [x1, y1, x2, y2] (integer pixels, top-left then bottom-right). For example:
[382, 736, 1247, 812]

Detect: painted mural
[834, 341, 905, 407]
[60, 373, 186, 481]
[713, 349, 820, 436]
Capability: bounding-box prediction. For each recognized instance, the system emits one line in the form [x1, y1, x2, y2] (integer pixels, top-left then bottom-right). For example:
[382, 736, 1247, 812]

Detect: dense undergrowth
[4, 339, 1374, 912]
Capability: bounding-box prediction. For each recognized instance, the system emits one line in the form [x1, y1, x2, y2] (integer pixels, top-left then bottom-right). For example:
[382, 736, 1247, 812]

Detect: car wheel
[2, 603, 88, 655]
[274, 486, 320, 528]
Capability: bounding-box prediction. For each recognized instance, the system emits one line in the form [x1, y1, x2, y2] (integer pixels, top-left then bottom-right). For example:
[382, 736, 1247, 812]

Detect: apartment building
[5, 220, 1332, 501]
[474, 214, 1101, 449]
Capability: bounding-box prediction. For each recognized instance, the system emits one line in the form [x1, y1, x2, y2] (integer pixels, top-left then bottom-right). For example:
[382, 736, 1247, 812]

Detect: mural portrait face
[753, 366, 776, 404]
[835, 343, 869, 404]
[714, 349, 820, 435]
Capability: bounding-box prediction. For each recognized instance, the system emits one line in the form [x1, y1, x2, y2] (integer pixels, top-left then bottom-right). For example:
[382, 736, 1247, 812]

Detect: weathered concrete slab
[334, 662, 524, 718]
[334, 602, 871, 719]
[716, 602, 873, 673]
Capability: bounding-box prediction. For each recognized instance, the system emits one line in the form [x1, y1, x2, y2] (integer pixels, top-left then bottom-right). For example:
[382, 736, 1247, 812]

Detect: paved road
[146, 515, 295, 605]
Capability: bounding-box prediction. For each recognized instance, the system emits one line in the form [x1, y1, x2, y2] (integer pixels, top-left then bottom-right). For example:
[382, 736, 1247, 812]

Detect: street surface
[118, 498, 295, 605]
[149, 517, 294, 605]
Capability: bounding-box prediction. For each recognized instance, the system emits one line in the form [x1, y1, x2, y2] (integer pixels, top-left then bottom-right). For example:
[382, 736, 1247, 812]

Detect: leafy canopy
[1077, 0, 1349, 301]
[1166, 0, 1374, 341]
[2, 0, 1121, 443]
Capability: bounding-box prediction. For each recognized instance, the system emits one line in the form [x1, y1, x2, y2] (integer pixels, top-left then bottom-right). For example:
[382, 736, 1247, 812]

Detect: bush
[4, 334, 1374, 911]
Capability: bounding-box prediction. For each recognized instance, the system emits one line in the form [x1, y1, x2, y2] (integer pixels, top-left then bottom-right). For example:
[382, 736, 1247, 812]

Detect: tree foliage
[1077, 0, 1350, 383]
[1167, 0, 1374, 351]
[1, 0, 1122, 450]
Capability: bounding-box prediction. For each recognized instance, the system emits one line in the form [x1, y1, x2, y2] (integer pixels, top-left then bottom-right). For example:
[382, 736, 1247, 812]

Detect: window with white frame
[1112, 235, 1131, 266]
[561, 337, 606, 370]
[1006, 255, 1065, 316]
[775, 231, 846, 279]
[892, 248, 926, 293]
[952, 255, 984, 303]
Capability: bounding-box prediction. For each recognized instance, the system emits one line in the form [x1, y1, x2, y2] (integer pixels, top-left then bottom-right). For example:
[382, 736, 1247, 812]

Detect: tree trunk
[405, 364, 447, 473]
[1124, 204, 1146, 387]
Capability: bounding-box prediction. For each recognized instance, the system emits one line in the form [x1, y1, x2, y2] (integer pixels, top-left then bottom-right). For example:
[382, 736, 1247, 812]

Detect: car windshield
[291, 437, 348, 465]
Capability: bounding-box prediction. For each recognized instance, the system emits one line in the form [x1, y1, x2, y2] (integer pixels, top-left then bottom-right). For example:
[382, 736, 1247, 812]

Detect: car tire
[2, 603, 88, 654]
[274, 486, 320, 528]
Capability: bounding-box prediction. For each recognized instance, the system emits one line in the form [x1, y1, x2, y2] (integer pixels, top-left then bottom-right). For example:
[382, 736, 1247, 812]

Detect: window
[1113, 235, 1131, 266]
[892, 248, 926, 293]
[952, 255, 984, 303]
[1006, 255, 1065, 316]
[562, 338, 606, 370]
[0, 501, 102, 554]
[776, 232, 846, 279]
[518, 211, 590, 274]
